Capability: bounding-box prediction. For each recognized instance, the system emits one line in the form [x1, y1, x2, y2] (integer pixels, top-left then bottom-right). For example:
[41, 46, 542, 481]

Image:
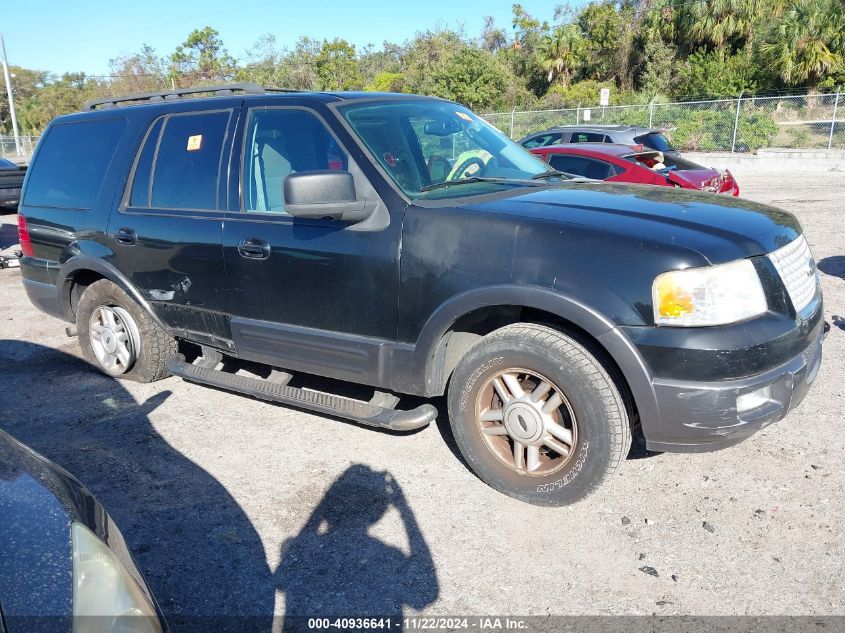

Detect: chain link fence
[3, 93, 843, 162]
[1, 135, 38, 164]
[483, 91, 844, 153]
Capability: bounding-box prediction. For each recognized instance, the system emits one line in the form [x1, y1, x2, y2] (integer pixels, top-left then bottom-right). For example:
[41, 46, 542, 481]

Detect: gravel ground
[0, 170, 843, 627]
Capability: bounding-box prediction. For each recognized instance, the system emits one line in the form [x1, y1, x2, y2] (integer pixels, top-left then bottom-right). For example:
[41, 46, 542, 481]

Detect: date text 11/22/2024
[306, 617, 530, 630]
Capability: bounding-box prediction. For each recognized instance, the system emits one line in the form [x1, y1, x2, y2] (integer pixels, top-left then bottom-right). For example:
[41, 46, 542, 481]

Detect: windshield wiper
[418, 176, 507, 193]
[531, 169, 570, 180]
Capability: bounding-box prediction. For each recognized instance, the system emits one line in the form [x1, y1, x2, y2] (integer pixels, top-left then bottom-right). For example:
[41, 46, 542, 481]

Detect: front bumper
[640, 315, 827, 453]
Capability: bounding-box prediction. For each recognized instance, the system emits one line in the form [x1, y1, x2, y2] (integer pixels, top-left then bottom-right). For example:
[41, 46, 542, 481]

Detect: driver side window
[243, 108, 348, 214]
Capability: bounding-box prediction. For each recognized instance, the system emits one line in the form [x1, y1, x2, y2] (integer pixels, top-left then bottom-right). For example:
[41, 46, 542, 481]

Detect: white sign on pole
[599, 88, 610, 106]
[583, 109, 592, 122]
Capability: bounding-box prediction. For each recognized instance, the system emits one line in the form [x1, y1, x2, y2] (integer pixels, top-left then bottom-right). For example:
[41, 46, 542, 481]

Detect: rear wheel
[447, 323, 630, 506]
[76, 279, 177, 383]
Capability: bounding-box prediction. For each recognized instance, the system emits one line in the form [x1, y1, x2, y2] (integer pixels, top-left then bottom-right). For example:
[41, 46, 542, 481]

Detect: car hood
[0, 429, 83, 622]
[0, 430, 153, 627]
[458, 182, 801, 264]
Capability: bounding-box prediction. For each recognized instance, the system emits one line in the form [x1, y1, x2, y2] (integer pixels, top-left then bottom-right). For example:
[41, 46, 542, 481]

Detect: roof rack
[83, 83, 300, 111]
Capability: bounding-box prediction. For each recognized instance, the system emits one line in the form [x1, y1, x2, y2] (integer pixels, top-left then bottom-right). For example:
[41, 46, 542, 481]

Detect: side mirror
[284, 170, 368, 222]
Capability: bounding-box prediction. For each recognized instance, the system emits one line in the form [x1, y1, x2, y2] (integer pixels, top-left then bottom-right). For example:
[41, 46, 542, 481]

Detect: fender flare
[407, 284, 660, 425]
[58, 255, 170, 332]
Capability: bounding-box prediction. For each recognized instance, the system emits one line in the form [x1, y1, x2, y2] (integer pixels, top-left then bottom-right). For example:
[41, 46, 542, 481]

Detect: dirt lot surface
[1, 171, 844, 627]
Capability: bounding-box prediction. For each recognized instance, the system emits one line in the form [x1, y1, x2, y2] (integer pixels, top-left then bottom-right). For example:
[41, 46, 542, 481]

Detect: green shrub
[659, 107, 778, 151]
[735, 112, 780, 151]
[366, 72, 405, 92]
[538, 80, 642, 109]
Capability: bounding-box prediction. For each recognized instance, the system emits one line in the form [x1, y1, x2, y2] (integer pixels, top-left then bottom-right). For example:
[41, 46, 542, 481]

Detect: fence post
[576, 103, 581, 124]
[731, 92, 743, 153]
[829, 87, 840, 150]
[510, 107, 516, 139]
[648, 99, 655, 128]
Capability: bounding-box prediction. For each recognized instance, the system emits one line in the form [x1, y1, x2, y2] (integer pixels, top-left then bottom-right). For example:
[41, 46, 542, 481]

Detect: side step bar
[166, 357, 436, 432]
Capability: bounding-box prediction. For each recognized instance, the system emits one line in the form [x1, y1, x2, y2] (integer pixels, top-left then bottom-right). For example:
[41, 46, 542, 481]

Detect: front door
[222, 103, 402, 386]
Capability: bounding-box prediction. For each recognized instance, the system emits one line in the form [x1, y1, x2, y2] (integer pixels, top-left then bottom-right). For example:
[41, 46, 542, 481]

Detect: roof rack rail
[83, 83, 301, 111]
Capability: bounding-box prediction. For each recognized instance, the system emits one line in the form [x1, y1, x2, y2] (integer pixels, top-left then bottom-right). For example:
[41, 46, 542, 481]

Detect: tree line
[2, 0, 843, 135]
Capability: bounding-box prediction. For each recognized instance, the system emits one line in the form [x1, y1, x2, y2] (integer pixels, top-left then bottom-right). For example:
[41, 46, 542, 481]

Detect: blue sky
[6, 0, 561, 76]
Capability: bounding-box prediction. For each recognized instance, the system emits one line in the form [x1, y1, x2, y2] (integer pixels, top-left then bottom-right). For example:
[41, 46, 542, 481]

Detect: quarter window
[24, 118, 126, 209]
[243, 109, 348, 214]
[148, 111, 230, 210]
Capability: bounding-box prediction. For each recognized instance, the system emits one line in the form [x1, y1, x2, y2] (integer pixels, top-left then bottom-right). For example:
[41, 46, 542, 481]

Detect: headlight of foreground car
[652, 259, 767, 326]
[71, 522, 162, 633]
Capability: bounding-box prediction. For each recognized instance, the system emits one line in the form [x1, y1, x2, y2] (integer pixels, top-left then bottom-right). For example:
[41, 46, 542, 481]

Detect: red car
[530, 143, 740, 196]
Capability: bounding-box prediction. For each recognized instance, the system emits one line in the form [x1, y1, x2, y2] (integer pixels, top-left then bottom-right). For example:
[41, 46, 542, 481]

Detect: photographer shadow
[276, 464, 439, 632]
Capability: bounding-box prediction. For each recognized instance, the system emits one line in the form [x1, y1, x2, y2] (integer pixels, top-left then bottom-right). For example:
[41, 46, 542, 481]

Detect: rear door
[108, 106, 236, 349]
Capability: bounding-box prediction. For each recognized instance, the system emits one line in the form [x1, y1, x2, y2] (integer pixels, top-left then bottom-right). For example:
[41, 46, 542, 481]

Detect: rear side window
[549, 154, 617, 179]
[24, 118, 126, 209]
[570, 132, 608, 143]
[149, 110, 230, 210]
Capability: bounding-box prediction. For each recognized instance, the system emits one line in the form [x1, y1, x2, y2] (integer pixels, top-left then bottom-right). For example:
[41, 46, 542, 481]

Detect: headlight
[652, 259, 767, 326]
[71, 522, 162, 633]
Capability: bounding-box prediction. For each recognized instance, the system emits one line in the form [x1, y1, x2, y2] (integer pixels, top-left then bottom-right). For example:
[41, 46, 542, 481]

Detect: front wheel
[447, 323, 630, 506]
[76, 279, 177, 383]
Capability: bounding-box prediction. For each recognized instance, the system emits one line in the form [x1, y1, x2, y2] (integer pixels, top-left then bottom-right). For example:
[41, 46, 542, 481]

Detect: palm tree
[539, 25, 586, 87]
[684, 0, 757, 49]
[761, 0, 843, 88]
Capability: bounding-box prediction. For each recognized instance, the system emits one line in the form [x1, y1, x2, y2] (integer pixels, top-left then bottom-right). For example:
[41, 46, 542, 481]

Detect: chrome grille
[768, 235, 818, 314]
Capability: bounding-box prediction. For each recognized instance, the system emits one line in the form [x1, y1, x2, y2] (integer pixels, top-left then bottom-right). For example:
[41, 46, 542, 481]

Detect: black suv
[519, 124, 678, 155]
[18, 84, 826, 506]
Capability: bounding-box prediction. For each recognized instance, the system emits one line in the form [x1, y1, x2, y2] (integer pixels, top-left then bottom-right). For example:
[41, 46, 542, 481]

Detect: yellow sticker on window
[186, 135, 203, 151]
[455, 111, 473, 122]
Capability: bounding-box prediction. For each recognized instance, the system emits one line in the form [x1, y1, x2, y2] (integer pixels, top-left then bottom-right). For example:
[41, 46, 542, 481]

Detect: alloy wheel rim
[88, 305, 140, 375]
[475, 368, 578, 476]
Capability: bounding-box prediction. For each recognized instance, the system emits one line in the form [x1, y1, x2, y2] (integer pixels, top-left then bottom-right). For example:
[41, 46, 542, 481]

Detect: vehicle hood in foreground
[0, 429, 153, 628]
[459, 182, 800, 264]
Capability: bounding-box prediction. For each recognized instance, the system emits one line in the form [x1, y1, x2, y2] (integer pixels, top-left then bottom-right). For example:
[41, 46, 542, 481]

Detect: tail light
[17, 214, 34, 257]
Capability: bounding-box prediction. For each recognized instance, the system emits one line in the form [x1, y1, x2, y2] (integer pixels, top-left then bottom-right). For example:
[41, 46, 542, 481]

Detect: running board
[166, 357, 436, 432]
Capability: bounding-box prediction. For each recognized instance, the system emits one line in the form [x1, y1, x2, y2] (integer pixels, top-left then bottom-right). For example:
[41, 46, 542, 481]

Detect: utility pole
[1, 34, 22, 159]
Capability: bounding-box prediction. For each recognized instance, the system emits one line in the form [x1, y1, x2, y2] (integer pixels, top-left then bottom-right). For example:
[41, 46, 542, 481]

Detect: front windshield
[339, 99, 552, 199]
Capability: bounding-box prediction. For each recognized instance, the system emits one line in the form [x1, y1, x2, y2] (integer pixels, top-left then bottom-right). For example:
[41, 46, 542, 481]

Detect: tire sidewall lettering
[536, 439, 589, 493]
[459, 356, 504, 413]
